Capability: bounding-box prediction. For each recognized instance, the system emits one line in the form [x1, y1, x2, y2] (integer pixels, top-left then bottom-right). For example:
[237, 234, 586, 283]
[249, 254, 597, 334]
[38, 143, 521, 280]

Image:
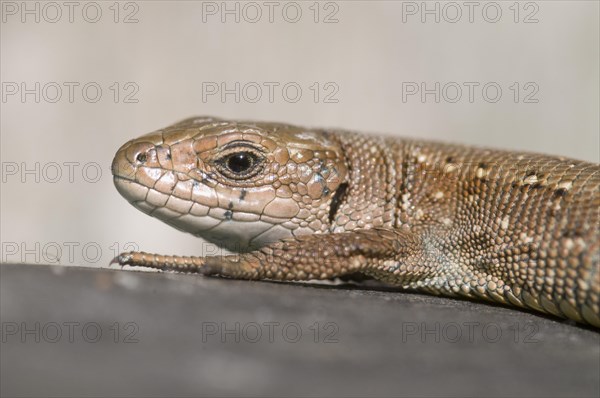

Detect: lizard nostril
[136, 153, 147, 163]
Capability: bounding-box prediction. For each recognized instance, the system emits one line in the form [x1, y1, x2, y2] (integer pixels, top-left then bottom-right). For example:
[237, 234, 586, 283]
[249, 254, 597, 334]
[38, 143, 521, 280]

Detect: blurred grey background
[1, 0, 599, 267]
[1, 2, 599, 397]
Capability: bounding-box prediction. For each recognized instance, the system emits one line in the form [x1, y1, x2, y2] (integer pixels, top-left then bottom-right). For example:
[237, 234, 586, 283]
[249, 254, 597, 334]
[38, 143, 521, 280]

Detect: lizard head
[112, 116, 348, 251]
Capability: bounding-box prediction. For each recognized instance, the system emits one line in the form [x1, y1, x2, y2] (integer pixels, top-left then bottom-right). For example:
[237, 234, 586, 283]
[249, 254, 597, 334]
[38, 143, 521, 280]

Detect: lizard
[111, 116, 600, 327]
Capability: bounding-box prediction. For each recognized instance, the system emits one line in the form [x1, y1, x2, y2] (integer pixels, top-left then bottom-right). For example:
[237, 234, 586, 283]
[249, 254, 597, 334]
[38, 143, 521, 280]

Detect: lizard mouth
[113, 175, 149, 202]
[112, 174, 294, 251]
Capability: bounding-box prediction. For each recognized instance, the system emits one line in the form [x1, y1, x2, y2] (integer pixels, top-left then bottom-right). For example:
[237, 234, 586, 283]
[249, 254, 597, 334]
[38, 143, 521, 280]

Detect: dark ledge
[1, 263, 598, 398]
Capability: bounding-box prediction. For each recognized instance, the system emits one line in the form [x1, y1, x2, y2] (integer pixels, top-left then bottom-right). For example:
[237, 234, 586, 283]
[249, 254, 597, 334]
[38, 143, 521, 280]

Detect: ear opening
[328, 182, 349, 224]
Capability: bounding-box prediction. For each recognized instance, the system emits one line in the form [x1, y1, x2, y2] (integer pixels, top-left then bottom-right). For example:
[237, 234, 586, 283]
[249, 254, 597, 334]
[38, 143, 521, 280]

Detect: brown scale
[112, 116, 600, 327]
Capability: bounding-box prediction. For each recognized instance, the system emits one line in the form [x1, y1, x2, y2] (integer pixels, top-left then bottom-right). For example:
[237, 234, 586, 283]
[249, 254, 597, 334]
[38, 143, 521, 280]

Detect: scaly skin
[111, 117, 600, 327]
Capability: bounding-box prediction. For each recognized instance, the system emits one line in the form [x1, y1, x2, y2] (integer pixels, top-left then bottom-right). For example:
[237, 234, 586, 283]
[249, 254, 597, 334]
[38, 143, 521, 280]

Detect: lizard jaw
[113, 175, 301, 251]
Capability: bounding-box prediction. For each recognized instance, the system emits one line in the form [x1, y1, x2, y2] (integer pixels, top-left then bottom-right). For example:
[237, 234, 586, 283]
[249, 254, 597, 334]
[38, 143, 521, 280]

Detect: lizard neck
[330, 131, 399, 233]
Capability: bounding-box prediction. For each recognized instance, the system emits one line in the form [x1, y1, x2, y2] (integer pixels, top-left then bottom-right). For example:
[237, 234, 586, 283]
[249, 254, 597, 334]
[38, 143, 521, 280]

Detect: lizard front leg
[114, 228, 423, 281]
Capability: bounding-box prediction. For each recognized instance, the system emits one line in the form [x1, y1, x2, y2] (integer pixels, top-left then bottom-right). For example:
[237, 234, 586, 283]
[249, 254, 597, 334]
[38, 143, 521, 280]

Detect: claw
[109, 253, 131, 267]
[198, 257, 220, 276]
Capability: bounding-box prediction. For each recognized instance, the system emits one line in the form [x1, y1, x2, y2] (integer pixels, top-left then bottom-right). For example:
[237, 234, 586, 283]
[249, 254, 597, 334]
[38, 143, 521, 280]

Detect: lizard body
[112, 117, 600, 327]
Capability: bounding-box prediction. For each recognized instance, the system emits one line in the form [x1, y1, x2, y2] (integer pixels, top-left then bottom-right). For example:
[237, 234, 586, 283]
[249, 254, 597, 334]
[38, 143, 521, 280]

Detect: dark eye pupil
[227, 153, 253, 173]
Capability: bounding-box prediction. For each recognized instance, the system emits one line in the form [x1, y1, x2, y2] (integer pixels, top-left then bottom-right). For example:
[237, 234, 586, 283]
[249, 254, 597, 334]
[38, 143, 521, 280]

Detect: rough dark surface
[1, 263, 599, 398]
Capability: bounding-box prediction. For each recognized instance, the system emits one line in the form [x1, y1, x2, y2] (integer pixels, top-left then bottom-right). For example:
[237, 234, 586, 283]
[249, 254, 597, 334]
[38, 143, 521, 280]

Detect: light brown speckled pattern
[112, 117, 600, 327]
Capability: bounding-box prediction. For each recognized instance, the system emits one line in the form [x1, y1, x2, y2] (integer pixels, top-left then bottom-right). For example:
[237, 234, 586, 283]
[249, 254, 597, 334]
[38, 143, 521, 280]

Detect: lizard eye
[226, 152, 255, 173]
[214, 146, 264, 180]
